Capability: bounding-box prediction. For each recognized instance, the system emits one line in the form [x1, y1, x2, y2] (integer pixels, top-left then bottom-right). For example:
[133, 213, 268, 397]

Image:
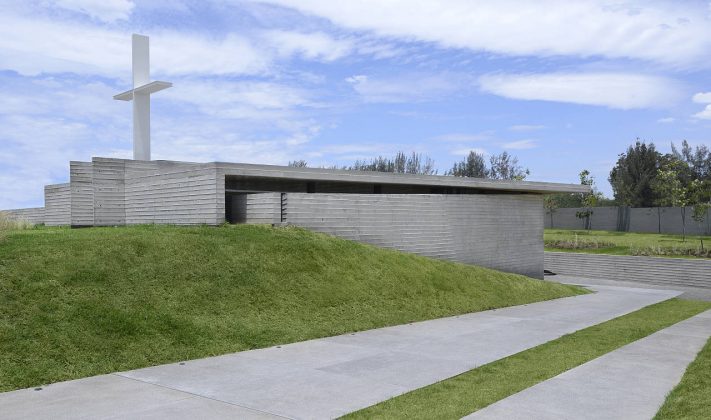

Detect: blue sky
[1, 0, 711, 208]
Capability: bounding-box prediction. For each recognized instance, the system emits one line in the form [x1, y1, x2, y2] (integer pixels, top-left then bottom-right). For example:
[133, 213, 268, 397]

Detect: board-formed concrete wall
[545, 252, 711, 289]
[546, 206, 711, 235]
[93, 158, 126, 226]
[280, 193, 544, 278]
[0, 207, 45, 224]
[70, 161, 94, 227]
[228, 193, 281, 224]
[124, 161, 223, 225]
[44, 183, 71, 226]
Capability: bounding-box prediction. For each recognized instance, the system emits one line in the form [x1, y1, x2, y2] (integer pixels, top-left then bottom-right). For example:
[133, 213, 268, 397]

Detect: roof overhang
[215, 162, 591, 194]
[89, 157, 590, 194]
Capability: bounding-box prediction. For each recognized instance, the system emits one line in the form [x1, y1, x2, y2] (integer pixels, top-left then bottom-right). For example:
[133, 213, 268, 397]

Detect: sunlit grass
[0, 224, 583, 391]
[545, 229, 711, 258]
[655, 336, 711, 419]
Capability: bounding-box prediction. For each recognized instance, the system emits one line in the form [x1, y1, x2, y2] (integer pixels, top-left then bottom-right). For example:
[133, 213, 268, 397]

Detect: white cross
[113, 34, 172, 161]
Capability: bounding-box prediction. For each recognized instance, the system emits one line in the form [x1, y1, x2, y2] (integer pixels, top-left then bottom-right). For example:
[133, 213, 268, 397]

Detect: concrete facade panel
[93, 158, 126, 226]
[44, 183, 71, 226]
[227, 193, 281, 224]
[125, 161, 222, 225]
[280, 193, 544, 278]
[70, 162, 94, 227]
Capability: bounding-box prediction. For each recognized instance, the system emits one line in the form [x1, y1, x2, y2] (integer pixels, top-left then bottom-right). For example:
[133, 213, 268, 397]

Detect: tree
[548, 192, 582, 208]
[488, 152, 529, 180]
[446, 150, 529, 180]
[288, 160, 308, 168]
[652, 160, 690, 241]
[672, 140, 711, 181]
[446, 151, 488, 178]
[544, 195, 559, 228]
[690, 179, 711, 247]
[609, 140, 661, 207]
[575, 170, 602, 230]
[347, 151, 437, 175]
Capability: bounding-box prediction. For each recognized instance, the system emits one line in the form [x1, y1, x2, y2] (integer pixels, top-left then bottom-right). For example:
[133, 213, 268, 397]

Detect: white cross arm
[113, 81, 173, 101]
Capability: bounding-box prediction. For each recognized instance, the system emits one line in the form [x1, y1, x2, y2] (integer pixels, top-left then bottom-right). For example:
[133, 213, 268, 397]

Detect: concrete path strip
[465, 309, 711, 420]
[0, 284, 680, 420]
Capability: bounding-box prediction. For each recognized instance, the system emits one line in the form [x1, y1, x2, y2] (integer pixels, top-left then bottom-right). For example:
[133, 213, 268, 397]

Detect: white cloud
[346, 73, 466, 103]
[693, 105, 711, 120]
[0, 10, 360, 79]
[479, 72, 684, 109]
[51, 0, 135, 22]
[508, 124, 545, 131]
[164, 79, 316, 115]
[692, 92, 711, 103]
[0, 13, 270, 77]
[657, 117, 675, 123]
[263, 0, 711, 67]
[262, 30, 354, 61]
[502, 139, 537, 150]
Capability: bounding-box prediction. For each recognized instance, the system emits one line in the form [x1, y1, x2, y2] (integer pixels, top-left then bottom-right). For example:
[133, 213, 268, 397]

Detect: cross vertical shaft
[114, 34, 172, 161]
[133, 35, 150, 160]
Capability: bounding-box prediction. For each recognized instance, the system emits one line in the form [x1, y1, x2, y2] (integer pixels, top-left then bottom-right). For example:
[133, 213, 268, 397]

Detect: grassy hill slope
[0, 225, 584, 391]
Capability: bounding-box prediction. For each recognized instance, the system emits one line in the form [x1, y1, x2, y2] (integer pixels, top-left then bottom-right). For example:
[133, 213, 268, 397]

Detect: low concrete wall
[0, 207, 45, 224]
[545, 251, 711, 289]
[281, 193, 544, 278]
[546, 206, 711, 235]
[44, 183, 71, 226]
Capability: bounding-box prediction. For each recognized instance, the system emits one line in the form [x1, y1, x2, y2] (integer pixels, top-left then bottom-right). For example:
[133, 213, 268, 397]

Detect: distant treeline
[289, 150, 529, 180]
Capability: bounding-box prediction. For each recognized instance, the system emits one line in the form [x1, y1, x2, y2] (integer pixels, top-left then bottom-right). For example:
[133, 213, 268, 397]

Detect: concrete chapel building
[2, 35, 588, 279]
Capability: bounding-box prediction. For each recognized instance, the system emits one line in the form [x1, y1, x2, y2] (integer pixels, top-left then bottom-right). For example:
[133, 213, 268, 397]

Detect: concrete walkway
[549, 274, 711, 302]
[0, 284, 679, 420]
[466, 309, 711, 420]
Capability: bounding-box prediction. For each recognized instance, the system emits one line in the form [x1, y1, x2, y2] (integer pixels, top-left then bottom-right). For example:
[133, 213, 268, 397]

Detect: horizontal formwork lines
[544, 252, 711, 288]
[126, 181, 218, 194]
[272, 192, 543, 278]
[45, 183, 71, 226]
[1, 207, 45, 224]
[126, 168, 216, 182]
[126, 183, 216, 194]
[123, 165, 222, 225]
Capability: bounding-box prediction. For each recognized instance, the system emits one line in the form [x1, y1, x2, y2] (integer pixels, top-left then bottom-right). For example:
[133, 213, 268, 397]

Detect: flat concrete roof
[88, 157, 588, 194]
[214, 161, 590, 194]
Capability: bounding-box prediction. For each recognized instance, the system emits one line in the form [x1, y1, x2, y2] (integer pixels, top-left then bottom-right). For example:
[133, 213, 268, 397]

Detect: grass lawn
[544, 229, 711, 258]
[655, 336, 711, 420]
[344, 298, 711, 420]
[0, 224, 584, 392]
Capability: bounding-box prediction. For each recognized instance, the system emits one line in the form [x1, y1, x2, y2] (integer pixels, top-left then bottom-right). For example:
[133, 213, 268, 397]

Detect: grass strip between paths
[343, 298, 711, 420]
[654, 335, 711, 419]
